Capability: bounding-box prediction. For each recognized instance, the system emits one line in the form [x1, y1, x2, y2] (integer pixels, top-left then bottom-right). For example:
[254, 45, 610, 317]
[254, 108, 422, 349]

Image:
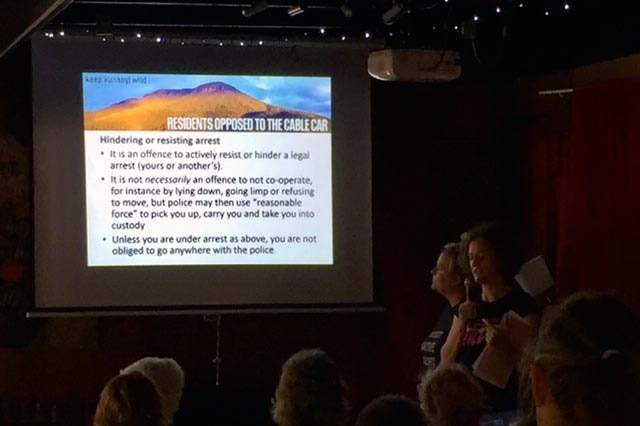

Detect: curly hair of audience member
[417, 363, 486, 426]
[272, 349, 348, 426]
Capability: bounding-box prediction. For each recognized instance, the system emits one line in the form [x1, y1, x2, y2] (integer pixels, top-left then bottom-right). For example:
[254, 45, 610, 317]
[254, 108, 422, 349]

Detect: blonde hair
[527, 293, 639, 426]
[440, 242, 464, 280]
[121, 357, 184, 425]
[94, 371, 162, 426]
[271, 349, 347, 426]
[417, 363, 486, 426]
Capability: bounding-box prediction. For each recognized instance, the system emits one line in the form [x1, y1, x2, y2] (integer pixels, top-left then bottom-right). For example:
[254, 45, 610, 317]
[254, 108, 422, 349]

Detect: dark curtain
[526, 79, 640, 309]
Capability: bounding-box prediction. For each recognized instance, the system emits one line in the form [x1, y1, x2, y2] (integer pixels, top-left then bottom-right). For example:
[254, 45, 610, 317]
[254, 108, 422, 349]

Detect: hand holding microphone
[458, 278, 477, 322]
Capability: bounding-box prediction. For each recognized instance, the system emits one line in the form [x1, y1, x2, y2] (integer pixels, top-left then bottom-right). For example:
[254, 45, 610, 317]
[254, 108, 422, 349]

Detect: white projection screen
[31, 37, 372, 312]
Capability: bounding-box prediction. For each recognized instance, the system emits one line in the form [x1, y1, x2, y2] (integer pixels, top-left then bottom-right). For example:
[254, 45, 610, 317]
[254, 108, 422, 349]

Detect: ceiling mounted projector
[367, 49, 461, 83]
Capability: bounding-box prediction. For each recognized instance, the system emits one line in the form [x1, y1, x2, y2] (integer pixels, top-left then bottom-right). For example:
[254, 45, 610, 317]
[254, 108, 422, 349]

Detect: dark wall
[0, 46, 32, 142]
[0, 44, 521, 425]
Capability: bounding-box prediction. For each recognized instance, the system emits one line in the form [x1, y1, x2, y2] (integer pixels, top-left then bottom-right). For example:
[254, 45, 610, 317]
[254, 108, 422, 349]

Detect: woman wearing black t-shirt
[440, 223, 539, 411]
[420, 242, 467, 369]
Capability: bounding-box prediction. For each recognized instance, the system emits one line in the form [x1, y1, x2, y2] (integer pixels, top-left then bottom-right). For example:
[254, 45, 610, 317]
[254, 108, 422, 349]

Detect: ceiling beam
[0, 0, 73, 59]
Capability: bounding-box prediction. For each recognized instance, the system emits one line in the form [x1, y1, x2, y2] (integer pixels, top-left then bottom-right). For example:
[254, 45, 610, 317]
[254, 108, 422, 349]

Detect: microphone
[464, 277, 473, 302]
[462, 278, 475, 329]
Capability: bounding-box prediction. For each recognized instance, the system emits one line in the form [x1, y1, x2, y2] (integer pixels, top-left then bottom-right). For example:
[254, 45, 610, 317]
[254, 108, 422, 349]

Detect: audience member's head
[431, 243, 465, 302]
[356, 395, 429, 426]
[121, 357, 184, 425]
[417, 363, 486, 426]
[272, 349, 347, 426]
[517, 339, 539, 426]
[526, 293, 639, 426]
[460, 222, 520, 287]
[94, 371, 163, 426]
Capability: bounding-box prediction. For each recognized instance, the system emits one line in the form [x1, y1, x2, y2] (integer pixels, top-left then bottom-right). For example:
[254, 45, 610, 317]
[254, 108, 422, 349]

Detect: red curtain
[526, 79, 640, 309]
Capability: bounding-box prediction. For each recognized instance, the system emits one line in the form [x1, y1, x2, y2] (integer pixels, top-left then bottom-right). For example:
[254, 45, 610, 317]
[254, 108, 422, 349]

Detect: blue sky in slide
[82, 73, 331, 118]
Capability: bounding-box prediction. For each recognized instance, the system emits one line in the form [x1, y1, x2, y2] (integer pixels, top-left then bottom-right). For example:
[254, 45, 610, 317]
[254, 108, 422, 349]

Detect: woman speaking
[440, 223, 539, 411]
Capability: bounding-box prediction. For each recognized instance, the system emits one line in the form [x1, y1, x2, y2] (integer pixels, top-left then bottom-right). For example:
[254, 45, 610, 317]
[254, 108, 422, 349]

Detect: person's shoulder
[505, 286, 538, 314]
[434, 303, 456, 328]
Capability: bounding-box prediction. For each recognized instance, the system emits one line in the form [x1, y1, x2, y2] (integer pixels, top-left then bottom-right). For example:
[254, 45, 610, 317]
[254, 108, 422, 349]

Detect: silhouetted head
[121, 357, 184, 425]
[272, 349, 348, 426]
[418, 363, 486, 426]
[525, 293, 640, 426]
[94, 371, 163, 426]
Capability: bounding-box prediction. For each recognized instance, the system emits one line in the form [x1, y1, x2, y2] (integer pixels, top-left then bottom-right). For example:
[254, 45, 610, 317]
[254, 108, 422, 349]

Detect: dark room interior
[1, 1, 639, 426]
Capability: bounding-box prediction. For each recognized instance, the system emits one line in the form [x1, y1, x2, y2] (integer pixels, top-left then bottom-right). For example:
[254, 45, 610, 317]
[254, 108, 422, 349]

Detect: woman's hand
[458, 301, 477, 322]
[483, 319, 511, 352]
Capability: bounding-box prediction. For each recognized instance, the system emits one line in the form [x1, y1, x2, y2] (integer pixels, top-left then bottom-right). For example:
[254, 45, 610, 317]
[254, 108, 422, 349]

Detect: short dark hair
[94, 371, 163, 426]
[356, 395, 428, 426]
[526, 293, 640, 425]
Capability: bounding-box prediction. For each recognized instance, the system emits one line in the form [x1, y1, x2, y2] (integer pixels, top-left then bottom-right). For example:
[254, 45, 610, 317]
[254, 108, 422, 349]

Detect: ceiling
[39, 0, 640, 76]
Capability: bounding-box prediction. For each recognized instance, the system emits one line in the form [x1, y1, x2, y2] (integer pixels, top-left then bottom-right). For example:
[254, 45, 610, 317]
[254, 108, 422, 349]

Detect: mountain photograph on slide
[82, 73, 331, 131]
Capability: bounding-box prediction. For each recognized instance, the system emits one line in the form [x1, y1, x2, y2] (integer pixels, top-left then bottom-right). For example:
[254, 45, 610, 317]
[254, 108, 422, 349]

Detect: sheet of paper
[515, 255, 554, 296]
[473, 311, 535, 388]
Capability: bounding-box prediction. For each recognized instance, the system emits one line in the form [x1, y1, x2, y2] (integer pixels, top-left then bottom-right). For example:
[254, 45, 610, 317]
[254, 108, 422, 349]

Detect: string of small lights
[42, 0, 575, 47]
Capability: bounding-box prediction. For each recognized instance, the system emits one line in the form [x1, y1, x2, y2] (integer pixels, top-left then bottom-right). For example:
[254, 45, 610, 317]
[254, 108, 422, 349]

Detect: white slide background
[85, 131, 332, 266]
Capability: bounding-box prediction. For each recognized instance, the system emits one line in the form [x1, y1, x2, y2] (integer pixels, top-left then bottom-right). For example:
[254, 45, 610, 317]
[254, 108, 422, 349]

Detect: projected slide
[83, 73, 332, 266]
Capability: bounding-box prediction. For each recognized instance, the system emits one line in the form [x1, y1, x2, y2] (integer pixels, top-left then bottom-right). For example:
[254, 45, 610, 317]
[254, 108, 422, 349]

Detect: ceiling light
[242, 0, 269, 18]
[288, 3, 305, 17]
